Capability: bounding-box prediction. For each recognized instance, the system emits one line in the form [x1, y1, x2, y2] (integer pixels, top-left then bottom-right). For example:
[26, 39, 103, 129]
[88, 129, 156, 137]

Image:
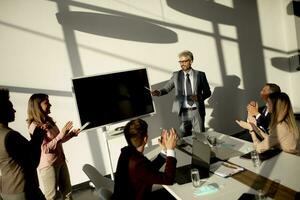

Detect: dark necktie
[186, 74, 193, 106]
[262, 107, 268, 116]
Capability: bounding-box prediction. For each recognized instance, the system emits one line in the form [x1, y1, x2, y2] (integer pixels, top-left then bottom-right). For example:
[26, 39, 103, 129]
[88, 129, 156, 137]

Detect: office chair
[82, 164, 114, 200]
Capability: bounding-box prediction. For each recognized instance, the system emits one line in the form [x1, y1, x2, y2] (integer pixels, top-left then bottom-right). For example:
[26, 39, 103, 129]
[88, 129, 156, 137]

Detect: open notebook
[210, 161, 244, 178]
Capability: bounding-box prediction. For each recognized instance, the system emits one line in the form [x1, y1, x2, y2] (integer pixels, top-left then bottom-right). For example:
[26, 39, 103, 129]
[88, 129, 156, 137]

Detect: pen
[222, 162, 238, 169]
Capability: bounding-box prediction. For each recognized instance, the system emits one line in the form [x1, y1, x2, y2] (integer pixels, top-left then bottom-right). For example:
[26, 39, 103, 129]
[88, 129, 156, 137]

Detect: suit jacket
[0, 126, 45, 199]
[112, 146, 177, 200]
[256, 106, 271, 133]
[159, 69, 211, 117]
[0, 127, 24, 194]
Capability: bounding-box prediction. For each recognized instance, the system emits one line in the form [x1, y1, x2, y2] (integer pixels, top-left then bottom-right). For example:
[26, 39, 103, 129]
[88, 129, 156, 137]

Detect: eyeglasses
[178, 59, 190, 64]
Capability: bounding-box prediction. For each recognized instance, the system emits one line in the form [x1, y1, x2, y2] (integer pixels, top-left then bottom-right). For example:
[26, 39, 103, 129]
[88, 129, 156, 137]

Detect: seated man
[247, 83, 281, 133]
[235, 83, 281, 141]
[112, 118, 177, 200]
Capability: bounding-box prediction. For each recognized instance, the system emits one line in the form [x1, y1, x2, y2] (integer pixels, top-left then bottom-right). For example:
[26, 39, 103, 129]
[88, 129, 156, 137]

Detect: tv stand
[103, 126, 128, 180]
[102, 126, 117, 181]
[109, 130, 123, 136]
[114, 126, 125, 131]
[105, 129, 127, 179]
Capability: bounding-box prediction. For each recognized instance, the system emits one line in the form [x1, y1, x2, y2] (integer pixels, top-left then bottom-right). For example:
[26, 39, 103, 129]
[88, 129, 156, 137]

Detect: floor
[69, 182, 99, 200]
[72, 187, 99, 200]
[71, 182, 175, 200]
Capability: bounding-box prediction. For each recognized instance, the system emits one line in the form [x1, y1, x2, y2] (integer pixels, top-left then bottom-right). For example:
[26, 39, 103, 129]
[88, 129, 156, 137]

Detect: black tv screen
[72, 68, 155, 130]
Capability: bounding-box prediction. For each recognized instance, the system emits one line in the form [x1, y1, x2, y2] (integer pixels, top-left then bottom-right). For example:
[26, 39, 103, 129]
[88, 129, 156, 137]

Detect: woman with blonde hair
[27, 93, 80, 200]
[236, 92, 299, 154]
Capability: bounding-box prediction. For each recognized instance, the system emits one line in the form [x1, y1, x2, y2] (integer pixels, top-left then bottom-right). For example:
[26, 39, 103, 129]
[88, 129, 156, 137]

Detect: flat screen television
[72, 68, 155, 131]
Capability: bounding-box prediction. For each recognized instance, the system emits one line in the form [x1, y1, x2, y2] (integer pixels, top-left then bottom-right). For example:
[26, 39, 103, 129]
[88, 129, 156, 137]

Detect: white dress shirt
[183, 69, 196, 108]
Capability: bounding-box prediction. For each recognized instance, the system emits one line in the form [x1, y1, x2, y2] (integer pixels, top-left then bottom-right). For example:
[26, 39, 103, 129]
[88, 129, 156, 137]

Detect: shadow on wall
[166, 0, 266, 101]
[271, 56, 300, 72]
[56, 12, 178, 44]
[287, 0, 300, 17]
[207, 75, 248, 135]
[166, 0, 272, 135]
[166, 0, 237, 25]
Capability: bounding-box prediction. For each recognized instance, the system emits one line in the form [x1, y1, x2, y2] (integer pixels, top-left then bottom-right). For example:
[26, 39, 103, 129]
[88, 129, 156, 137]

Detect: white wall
[0, 0, 299, 185]
[289, 0, 300, 111]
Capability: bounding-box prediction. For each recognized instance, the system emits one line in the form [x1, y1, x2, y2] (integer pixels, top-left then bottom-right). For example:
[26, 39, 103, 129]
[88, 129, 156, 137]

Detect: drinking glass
[251, 150, 261, 167]
[191, 168, 201, 187]
[207, 136, 217, 146]
[256, 189, 266, 200]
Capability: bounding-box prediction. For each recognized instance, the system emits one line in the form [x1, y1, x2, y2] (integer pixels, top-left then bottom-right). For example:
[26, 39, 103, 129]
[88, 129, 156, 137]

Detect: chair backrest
[82, 164, 114, 193]
[98, 187, 113, 200]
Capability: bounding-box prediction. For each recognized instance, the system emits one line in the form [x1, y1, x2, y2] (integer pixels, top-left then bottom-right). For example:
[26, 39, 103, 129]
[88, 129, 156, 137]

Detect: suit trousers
[38, 162, 72, 200]
[0, 193, 25, 200]
[179, 108, 203, 138]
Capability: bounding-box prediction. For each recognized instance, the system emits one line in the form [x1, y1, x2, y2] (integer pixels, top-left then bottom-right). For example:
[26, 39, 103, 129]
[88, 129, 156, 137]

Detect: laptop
[175, 139, 211, 185]
[195, 133, 244, 161]
[212, 145, 244, 161]
[180, 134, 243, 161]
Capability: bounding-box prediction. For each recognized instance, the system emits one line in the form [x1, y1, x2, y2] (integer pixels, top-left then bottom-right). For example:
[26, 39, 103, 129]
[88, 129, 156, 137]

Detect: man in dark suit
[152, 50, 211, 139]
[0, 88, 46, 200]
[112, 118, 177, 200]
[247, 83, 281, 133]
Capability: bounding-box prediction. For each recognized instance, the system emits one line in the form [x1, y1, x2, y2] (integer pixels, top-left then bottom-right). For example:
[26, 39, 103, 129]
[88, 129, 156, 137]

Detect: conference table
[162, 131, 300, 200]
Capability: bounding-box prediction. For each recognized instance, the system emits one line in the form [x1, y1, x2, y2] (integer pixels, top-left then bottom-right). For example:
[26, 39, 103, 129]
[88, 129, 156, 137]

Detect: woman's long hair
[269, 92, 299, 139]
[27, 93, 54, 126]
